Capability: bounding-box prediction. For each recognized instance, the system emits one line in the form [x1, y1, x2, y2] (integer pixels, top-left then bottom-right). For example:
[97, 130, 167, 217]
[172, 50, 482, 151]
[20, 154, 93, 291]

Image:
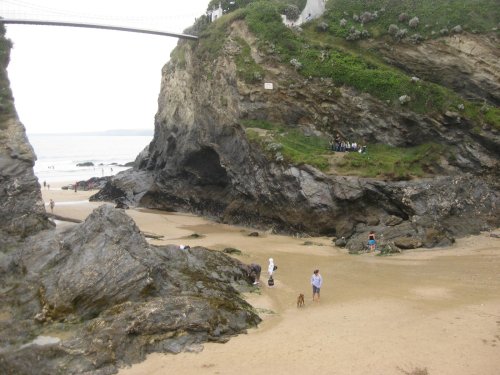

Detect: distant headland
[28, 129, 154, 136]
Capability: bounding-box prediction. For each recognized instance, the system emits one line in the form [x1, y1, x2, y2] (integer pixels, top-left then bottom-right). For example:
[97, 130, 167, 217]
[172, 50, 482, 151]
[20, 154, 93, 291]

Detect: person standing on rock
[49, 199, 55, 214]
[311, 269, 322, 302]
[368, 231, 376, 252]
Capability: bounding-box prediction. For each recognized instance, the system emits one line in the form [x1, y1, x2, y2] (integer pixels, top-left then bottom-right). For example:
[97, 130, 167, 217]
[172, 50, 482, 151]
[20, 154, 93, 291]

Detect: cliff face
[372, 33, 500, 106]
[0, 25, 52, 246]
[93, 21, 499, 249]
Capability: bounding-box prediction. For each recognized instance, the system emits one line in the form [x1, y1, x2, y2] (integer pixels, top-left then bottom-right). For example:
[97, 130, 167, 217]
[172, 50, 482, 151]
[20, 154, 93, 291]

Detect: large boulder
[0, 205, 261, 374]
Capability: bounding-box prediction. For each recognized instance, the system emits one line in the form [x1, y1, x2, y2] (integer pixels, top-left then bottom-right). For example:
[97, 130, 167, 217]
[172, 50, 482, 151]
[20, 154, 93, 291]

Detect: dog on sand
[297, 293, 305, 307]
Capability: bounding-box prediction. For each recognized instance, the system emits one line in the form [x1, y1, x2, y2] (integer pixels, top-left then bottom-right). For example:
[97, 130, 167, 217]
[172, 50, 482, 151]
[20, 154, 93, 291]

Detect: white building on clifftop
[282, 0, 326, 27]
[208, 2, 223, 22]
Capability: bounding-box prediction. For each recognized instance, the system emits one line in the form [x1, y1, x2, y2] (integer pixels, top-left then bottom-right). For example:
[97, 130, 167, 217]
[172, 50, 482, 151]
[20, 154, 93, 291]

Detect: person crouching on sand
[248, 263, 261, 285]
[311, 269, 322, 302]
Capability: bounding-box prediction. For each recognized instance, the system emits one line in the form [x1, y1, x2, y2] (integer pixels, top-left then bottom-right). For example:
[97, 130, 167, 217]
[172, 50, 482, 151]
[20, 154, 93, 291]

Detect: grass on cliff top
[244, 2, 448, 109]
[208, 0, 307, 13]
[241, 2, 499, 129]
[188, 1, 498, 129]
[323, 0, 500, 39]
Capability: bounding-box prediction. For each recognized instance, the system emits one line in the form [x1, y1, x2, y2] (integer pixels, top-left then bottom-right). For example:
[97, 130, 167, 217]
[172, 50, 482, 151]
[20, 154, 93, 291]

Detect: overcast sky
[1, 0, 210, 134]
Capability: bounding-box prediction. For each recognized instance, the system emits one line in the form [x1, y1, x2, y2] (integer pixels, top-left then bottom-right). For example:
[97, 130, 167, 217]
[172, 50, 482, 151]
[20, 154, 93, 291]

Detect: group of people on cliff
[329, 134, 366, 153]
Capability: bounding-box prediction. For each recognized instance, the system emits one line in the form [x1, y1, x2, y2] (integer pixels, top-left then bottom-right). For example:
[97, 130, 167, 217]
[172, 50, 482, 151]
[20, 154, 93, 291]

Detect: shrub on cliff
[398, 13, 409, 23]
[316, 22, 329, 32]
[408, 16, 420, 28]
[388, 24, 399, 35]
[360, 11, 376, 24]
[284, 4, 300, 21]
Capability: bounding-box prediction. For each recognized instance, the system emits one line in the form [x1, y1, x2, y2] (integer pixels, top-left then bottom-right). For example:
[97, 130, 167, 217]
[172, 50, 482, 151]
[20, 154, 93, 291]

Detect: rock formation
[0, 24, 52, 248]
[0, 205, 260, 374]
[91, 18, 499, 250]
[371, 33, 500, 106]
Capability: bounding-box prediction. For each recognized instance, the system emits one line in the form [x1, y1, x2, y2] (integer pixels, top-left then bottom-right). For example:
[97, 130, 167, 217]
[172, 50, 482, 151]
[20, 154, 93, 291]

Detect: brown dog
[297, 293, 305, 307]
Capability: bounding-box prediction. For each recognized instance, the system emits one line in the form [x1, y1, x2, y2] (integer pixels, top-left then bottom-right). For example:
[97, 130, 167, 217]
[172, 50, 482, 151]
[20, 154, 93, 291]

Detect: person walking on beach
[368, 231, 376, 252]
[43, 180, 46, 189]
[311, 269, 322, 302]
[267, 258, 276, 287]
[49, 199, 55, 214]
[268, 258, 275, 277]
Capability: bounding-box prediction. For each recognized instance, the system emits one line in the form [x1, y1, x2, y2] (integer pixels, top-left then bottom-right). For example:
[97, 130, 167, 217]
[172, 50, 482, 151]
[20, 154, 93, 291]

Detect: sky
[1, 0, 211, 134]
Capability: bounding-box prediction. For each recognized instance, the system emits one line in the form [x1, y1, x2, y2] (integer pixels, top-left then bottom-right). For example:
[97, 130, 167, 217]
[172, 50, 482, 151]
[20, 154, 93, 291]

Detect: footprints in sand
[482, 321, 500, 347]
[411, 287, 453, 299]
[481, 337, 498, 347]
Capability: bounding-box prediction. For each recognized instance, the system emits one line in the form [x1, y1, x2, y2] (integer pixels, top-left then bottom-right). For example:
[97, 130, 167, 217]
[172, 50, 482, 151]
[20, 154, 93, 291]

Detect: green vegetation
[336, 143, 453, 179]
[245, 132, 451, 179]
[323, 0, 499, 39]
[241, 119, 330, 171]
[241, 119, 276, 130]
[279, 129, 330, 170]
[234, 37, 265, 83]
[197, 9, 246, 60]
[241, 2, 499, 128]
[0, 25, 14, 125]
[170, 44, 187, 68]
[208, 0, 307, 14]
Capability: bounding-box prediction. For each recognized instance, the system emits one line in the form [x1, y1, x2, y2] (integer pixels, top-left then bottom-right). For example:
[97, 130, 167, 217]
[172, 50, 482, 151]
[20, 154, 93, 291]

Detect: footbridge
[0, 18, 199, 40]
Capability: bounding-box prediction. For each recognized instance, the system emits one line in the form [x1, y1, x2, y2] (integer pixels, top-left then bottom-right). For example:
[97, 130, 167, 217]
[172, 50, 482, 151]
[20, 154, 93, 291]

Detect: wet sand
[41, 186, 500, 375]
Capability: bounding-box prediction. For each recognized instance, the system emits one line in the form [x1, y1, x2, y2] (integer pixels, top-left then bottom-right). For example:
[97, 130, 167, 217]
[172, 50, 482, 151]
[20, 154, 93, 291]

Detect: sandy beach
[41, 185, 500, 375]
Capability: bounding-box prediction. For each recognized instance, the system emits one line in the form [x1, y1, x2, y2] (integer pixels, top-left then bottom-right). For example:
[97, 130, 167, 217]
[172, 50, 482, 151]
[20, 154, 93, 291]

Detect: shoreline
[40, 185, 500, 375]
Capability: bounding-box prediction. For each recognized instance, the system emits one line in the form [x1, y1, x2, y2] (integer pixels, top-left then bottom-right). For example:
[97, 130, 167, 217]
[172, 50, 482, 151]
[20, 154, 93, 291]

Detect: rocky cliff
[92, 12, 499, 250]
[0, 24, 53, 248]
[0, 24, 261, 374]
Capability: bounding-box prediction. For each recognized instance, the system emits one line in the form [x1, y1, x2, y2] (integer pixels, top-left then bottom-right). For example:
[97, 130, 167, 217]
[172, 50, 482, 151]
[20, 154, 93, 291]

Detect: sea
[28, 134, 153, 184]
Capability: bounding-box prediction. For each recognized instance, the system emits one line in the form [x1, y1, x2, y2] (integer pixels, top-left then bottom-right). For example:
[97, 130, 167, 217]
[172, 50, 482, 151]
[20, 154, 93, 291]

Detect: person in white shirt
[268, 258, 275, 276]
[311, 269, 323, 302]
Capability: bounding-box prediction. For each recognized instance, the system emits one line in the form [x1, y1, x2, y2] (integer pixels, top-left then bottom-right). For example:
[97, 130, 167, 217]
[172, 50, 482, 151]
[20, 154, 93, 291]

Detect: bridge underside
[0, 19, 199, 40]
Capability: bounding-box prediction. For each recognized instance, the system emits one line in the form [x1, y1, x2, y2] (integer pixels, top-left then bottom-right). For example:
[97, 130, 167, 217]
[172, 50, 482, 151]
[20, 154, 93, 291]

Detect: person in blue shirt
[311, 269, 322, 302]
